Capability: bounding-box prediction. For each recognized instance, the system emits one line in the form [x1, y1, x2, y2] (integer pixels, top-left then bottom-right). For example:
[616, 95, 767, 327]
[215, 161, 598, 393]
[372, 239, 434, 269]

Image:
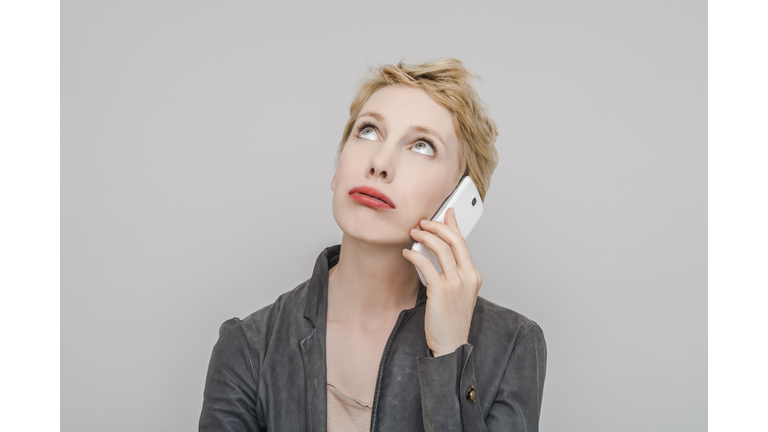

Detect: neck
[327, 233, 420, 323]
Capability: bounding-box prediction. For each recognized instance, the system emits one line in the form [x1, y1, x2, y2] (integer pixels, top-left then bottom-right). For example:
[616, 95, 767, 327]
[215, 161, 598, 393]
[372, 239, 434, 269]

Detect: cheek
[405, 176, 455, 222]
[334, 150, 354, 186]
[336, 144, 366, 177]
[332, 148, 366, 210]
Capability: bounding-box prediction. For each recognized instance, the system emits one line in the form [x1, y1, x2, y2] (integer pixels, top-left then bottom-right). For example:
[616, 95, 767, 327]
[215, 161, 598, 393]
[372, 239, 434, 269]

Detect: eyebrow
[408, 125, 446, 148]
[357, 111, 447, 148]
[357, 111, 385, 123]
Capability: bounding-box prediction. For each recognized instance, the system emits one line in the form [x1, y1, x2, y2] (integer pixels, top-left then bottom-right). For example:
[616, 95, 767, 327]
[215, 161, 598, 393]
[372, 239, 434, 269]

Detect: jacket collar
[299, 245, 428, 431]
[303, 244, 428, 328]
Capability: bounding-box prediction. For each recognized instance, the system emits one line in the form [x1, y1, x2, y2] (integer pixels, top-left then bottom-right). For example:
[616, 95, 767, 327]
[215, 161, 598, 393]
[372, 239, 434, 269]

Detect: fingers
[410, 227, 458, 277]
[417, 210, 475, 272]
[445, 207, 462, 236]
[402, 247, 441, 285]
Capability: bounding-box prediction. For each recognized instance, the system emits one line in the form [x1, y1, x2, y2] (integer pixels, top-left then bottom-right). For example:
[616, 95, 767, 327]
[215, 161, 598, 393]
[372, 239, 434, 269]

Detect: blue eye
[412, 141, 435, 156]
[358, 126, 379, 141]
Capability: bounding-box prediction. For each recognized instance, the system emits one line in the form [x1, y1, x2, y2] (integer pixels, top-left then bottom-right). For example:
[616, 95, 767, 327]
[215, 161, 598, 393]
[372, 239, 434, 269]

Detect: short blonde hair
[339, 58, 499, 200]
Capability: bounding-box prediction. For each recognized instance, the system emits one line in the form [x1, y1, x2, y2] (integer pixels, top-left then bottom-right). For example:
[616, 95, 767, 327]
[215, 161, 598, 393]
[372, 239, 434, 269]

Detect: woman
[199, 58, 547, 432]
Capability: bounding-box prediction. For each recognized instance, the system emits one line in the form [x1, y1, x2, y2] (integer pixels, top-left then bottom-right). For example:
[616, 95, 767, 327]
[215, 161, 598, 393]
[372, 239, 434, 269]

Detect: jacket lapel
[299, 245, 339, 432]
[300, 327, 326, 432]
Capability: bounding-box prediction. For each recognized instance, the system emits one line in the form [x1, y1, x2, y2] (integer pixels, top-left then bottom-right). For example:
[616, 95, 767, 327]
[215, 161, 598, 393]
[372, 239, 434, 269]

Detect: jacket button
[465, 385, 476, 403]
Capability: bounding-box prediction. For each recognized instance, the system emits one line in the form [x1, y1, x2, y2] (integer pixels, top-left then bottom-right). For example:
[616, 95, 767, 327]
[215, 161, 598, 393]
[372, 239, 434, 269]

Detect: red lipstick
[348, 186, 396, 210]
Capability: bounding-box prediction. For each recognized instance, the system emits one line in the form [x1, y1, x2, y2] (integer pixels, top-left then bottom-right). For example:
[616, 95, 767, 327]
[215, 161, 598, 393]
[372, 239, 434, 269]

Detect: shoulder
[205, 280, 315, 395]
[471, 296, 545, 351]
[225, 279, 313, 351]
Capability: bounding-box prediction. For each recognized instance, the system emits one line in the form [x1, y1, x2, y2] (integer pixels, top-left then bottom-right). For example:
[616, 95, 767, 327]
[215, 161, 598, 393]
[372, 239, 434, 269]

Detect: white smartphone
[411, 175, 483, 286]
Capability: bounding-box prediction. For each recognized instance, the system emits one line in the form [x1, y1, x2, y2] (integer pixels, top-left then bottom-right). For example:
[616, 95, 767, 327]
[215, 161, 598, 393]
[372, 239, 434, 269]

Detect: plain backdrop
[62, 1, 706, 431]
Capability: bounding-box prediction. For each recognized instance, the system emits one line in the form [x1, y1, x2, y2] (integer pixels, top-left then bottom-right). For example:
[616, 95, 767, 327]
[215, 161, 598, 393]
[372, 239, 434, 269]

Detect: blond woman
[200, 58, 547, 432]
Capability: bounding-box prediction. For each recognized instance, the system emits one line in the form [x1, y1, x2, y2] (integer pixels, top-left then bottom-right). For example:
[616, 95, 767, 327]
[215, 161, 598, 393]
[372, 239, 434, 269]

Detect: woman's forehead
[360, 85, 456, 136]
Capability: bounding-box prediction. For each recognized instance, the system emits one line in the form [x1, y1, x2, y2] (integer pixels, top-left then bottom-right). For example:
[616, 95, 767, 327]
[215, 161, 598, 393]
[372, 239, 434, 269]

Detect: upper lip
[348, 186, 396, 209]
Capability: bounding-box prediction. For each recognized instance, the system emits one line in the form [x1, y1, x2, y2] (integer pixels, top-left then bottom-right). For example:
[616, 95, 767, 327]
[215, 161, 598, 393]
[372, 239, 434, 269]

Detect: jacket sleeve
[199, 319, 263, 432]
[417, 325, 547, 431]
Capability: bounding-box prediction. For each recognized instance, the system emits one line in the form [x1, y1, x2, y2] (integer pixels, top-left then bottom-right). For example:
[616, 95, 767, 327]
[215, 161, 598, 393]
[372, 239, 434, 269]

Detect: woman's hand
[402, 207, 483, 357]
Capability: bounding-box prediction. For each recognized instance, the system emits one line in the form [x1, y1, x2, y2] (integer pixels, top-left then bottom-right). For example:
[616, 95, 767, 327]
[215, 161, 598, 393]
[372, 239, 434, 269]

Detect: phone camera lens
[471, 197, 477, 206]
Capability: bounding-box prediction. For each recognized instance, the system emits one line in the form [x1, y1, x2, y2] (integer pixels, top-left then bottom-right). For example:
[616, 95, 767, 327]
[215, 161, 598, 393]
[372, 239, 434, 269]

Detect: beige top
[326, 382, 373, 432]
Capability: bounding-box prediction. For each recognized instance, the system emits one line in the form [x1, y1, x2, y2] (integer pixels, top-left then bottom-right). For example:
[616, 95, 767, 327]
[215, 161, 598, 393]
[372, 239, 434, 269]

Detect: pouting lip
[348, 186, 396, 209]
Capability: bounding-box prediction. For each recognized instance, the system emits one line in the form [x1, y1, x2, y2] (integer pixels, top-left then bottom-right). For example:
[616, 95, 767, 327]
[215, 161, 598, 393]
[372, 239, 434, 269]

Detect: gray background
[62, 1, 706, 431]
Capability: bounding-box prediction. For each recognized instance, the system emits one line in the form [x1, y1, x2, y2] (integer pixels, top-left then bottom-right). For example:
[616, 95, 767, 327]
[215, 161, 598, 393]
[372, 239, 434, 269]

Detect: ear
[331, 172, 337, 192]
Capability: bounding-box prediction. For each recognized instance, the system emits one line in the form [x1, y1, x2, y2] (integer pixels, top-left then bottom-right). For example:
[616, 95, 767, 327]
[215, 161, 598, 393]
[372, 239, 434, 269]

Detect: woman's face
[331, 84, 462, 247]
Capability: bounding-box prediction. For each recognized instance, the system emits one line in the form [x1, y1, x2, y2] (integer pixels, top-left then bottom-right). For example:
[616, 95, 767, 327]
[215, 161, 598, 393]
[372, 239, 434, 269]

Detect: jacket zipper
[369, 310, 407, 432]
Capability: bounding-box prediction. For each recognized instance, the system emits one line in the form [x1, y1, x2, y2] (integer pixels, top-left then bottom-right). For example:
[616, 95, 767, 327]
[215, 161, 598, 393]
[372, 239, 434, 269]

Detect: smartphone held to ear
[411, 176, 483, 286]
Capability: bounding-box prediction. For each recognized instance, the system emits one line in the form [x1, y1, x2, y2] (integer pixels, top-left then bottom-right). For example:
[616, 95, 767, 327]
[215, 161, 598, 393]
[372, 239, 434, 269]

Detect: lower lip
[349, 193, 394, 210]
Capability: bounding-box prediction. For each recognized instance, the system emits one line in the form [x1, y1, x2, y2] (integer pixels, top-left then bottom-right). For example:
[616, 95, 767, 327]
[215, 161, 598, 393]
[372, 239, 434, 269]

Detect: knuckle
[465, 277, 477, 289]
[438, 241, 452, 254]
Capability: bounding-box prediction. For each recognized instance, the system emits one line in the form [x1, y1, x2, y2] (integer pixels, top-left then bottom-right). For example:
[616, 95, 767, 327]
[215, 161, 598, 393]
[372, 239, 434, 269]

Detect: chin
[343, 220, 411, 247]
[333, 209, 411, 247]
[348, 230, 409, 247]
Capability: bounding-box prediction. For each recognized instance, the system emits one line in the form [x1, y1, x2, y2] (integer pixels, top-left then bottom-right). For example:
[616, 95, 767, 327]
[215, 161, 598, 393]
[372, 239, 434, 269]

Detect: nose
[366, 140, 397, 182]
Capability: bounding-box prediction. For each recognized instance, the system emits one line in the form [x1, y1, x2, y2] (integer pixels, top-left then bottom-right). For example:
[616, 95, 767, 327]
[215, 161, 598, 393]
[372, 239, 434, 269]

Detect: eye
[358, 125, 380, 141]
[411, 140, 436, 156]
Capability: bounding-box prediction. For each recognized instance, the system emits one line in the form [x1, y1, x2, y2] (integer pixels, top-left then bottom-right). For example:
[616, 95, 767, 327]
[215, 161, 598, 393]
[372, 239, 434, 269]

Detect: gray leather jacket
[199, 245, 546, 431]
